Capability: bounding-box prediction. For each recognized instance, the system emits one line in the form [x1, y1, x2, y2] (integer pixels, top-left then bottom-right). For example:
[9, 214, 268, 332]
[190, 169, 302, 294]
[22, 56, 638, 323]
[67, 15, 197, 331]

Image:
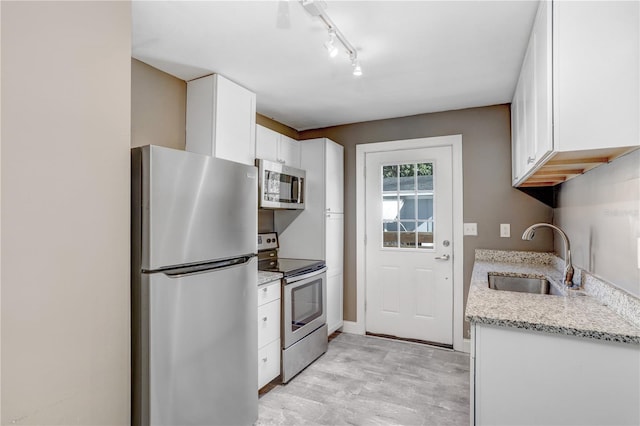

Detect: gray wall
[2, 2, 131, 423]
[132, 58, 187, 150]
[555, 149, 640, 297]
[300, 104, 554, 338]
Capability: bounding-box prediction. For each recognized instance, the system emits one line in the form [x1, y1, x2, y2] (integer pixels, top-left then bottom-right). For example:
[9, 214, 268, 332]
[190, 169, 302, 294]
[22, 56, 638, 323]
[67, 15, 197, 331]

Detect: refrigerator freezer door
[133, 145, 257, 271]
[137, 257, 258, 425]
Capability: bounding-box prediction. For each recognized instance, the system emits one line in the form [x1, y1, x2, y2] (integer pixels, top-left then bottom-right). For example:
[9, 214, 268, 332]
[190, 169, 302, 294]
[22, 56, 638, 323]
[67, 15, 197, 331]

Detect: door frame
[351, 135, 465, 352]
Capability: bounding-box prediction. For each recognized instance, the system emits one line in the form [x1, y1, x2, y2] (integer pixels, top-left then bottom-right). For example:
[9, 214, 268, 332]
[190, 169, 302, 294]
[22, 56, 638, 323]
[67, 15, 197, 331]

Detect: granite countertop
[258, 270, 282, 286]
[465, 249, 640, 345]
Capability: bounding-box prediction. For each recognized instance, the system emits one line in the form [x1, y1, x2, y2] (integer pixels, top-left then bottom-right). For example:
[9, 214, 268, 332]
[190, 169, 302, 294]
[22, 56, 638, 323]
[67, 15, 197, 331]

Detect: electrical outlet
[500, 223, 511, 238]
[463, 223, 478, 236]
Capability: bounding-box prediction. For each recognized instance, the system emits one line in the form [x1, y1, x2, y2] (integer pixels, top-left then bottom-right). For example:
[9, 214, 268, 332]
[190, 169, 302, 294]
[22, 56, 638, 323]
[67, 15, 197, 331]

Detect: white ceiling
[132, 0, 539, 131]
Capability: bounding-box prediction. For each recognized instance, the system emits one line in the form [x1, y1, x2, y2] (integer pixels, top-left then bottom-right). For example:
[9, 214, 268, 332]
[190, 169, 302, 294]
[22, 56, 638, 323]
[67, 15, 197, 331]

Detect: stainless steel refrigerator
[131, 145, 258, 426]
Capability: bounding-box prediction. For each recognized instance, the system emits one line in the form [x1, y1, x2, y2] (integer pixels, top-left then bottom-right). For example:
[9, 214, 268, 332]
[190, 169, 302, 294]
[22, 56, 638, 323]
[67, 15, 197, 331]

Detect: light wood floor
[257, 332, 470, 425]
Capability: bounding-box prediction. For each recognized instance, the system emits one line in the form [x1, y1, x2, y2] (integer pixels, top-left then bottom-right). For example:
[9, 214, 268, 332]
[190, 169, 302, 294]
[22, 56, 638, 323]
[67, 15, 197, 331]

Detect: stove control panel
[258, 232, 279, 251]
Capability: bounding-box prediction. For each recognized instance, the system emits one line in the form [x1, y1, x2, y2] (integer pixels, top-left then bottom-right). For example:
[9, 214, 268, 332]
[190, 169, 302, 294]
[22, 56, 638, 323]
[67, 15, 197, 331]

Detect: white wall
[555, 149, 640, 297]
[1, 2, 131, 424]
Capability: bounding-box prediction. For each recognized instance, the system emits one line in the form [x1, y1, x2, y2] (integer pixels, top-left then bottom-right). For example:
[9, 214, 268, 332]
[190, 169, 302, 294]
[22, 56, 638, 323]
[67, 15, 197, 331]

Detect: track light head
[324, 30, 339, 58]
[351, 54, 362, 76]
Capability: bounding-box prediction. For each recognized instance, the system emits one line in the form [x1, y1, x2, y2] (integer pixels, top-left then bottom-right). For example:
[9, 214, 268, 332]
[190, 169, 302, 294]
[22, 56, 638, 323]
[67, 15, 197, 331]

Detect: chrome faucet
[522, 223, 574, 287]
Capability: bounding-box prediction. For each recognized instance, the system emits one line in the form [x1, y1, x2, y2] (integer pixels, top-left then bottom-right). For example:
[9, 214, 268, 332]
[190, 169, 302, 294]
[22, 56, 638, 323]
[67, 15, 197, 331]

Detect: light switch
[500, 223, 511, 238]
[463, 223, 478, 236]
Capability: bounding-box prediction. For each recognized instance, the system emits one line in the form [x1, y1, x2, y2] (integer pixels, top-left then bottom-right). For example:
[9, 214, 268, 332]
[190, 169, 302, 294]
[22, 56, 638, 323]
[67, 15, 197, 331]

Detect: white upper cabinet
[325, 139, 344, 214]
[276, 138, 345, 262]
[186, 74, 256, 166]
[255, 125, 301, 169]
[512, 0, 639, 187]
[511, 0, 552, 185]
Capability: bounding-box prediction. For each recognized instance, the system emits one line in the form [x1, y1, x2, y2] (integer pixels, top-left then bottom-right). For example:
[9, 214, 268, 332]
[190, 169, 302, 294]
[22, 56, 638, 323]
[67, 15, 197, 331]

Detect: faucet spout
[522, 223, 574, 287]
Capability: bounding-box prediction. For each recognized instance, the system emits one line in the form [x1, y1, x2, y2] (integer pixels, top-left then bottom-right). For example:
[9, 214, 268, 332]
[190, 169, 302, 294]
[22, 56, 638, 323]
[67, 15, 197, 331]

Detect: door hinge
[364, 234, 367, 245]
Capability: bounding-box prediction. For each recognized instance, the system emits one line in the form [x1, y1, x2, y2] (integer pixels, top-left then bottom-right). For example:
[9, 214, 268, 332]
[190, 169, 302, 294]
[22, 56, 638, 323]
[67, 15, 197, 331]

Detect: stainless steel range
[258, 232, 328, 383]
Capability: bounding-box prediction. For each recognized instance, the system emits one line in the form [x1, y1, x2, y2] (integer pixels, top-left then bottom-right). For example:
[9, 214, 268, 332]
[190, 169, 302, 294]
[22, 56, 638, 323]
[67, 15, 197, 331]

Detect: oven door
[282, 269, 327, 349]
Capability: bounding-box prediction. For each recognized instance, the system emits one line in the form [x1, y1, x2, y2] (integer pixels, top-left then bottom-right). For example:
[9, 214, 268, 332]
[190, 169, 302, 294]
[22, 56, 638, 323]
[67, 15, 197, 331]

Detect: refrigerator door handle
[162, 255, 256, 278]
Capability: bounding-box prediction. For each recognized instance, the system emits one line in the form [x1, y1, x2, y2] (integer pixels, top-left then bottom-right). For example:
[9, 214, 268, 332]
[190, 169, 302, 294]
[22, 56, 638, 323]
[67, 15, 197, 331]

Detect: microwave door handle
[292, 178, 299, 203]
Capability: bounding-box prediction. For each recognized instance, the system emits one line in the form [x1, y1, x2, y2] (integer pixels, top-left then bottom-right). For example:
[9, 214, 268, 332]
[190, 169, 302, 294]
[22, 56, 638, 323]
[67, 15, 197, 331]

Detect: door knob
[435, 254, 450, 261]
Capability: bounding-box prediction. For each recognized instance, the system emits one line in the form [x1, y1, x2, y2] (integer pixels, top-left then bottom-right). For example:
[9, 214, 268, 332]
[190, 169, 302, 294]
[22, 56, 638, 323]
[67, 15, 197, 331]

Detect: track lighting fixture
[324, 30, 339, 58]
[301, 0, 363, 76]
[350, 53, 362, 76]
[352, 59, 362, 77]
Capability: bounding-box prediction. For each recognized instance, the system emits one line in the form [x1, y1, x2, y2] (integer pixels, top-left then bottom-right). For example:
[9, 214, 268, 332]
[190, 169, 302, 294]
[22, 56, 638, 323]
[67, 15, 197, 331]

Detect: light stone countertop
[258, 270, 282, 286]
[465, 249, 640, 345]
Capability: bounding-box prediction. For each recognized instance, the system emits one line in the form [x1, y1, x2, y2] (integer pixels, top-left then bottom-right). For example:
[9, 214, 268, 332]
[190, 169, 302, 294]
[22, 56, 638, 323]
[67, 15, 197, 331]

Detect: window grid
[381, 162, 434, 250]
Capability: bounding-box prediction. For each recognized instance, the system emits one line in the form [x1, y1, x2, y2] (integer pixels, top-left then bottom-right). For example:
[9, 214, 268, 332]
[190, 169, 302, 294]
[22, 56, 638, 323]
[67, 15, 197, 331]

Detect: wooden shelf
[519, 147, 638, 187]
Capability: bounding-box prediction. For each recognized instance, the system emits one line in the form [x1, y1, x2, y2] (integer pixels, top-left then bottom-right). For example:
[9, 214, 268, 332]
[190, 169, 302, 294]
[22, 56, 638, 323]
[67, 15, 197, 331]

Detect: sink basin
[488, 273, 551, 295]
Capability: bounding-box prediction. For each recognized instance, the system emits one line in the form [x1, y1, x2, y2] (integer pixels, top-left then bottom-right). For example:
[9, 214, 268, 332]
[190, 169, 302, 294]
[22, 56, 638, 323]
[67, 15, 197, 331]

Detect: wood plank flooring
[257, 332, 470, 425]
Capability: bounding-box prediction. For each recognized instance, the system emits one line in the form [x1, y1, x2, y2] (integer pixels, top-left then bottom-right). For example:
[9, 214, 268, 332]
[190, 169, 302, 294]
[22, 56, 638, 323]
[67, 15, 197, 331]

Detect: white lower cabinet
[326, 272, 344, 335]
[472, 323, 640, 426]
[257, 280, 281, 389]
[257, 339, 280, 390]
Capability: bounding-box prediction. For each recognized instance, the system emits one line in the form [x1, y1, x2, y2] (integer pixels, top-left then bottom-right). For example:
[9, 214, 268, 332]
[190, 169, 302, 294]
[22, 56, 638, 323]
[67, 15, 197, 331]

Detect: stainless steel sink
[487, 273, 551, 295]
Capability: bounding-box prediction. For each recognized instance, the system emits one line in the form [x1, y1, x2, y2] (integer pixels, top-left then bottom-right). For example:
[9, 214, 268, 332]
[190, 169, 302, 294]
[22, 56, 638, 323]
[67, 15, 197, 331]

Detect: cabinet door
[325, 213, 344, 272]
[511, 83, 523, 183]
[186, 76, 215, 156]
[326, 272, 343, 335]
[554, 1, 639, 151]
[511, 77, 527, 183]
[214, 75, 256, 166]
[257, 339, 280, 389]
[255, 125, 279, 162]
[475, 324, 640, 426]
[521, 37, 536, 176]
[257, 299, 280, 348]
[325, 140, 344, 213]
[532, 0, 552, 164]
[186, 74, 256, 166]
[257, 280, 280, 307]
[278, 136, 300, 168]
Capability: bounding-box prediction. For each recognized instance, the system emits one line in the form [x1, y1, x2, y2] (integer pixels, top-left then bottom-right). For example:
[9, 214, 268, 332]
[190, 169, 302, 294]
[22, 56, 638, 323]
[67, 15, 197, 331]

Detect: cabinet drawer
[258, 339, 281, 389]
[257, 299, 280, 348]
[257, 280, 280, 307]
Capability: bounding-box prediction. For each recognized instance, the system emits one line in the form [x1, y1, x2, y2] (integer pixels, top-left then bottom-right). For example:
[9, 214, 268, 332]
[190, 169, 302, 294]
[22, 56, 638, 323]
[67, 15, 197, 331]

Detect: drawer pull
[262, 357, 268, 362]
[262, 316, 268, 322]
[262, 287, 268, 292]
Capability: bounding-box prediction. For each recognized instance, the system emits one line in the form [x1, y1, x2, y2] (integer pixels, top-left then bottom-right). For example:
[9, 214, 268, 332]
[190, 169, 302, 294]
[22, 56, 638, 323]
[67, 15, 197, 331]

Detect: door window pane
[383, 223, 398, 248]
[417, 194, 433, 220]
[382, 165, 398, 192]
[381, 161, 434, 250]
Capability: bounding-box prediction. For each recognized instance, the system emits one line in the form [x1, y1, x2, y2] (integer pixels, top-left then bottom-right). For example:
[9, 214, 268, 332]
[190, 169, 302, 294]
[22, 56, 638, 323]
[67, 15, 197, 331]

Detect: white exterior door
[364, 146, 453, 345]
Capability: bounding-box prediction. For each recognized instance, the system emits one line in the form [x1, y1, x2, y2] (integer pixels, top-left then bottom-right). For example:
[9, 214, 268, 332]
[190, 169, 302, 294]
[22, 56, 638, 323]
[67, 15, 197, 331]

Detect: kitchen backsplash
[259, 209, 275, 234]
[555, 149, 640, 298]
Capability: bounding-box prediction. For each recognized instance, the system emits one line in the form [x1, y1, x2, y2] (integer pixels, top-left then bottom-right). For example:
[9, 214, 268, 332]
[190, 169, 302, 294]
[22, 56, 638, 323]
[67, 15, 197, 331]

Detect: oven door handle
[284, 266, 327, 285]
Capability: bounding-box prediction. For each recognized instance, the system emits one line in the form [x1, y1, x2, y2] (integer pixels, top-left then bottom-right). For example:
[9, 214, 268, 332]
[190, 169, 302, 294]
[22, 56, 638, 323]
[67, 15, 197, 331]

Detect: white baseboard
[462, 338, 471, 354]
[340, 320, 365, 335]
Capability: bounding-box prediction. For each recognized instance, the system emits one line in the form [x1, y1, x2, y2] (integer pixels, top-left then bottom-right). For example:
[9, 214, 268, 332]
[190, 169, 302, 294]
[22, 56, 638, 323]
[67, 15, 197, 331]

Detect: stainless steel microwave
[257, 159, 306, 209]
